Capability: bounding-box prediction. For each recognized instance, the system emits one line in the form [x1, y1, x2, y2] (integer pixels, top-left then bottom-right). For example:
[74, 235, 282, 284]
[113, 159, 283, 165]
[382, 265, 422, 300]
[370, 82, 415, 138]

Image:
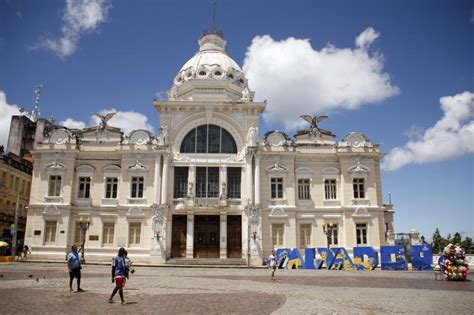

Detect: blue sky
[1, 0, 473, 240]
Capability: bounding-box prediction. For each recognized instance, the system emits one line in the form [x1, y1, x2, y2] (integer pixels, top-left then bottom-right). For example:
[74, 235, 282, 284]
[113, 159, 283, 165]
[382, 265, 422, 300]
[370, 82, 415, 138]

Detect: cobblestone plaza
[0, 262, 473, 313]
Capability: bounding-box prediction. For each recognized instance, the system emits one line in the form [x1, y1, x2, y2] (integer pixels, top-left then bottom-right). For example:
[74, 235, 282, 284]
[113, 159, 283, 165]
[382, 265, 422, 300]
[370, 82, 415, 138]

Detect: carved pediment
[339, 132, 373, 148]
[269, 207, 288, 218]
[266, 161, 289, 174]
[126, 206, 145, 219]
[353, 207, 371, 218]
[348, 160, 369, 175]
[49, 129, 74, 144]
[128, 160, 149, 174]
[82, 126, 123, 143]
[127, 129, 152, 145]
[42, 204, 60, 216]
[103, 164, 121, 174]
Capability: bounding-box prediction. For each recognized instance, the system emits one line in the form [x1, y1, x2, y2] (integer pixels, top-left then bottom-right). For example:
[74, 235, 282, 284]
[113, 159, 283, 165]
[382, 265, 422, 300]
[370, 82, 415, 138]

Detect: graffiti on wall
[274, 245, 432, 271]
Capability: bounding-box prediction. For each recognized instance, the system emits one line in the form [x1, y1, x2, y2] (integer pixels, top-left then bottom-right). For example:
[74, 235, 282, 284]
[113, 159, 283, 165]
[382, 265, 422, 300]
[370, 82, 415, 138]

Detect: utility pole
[11, 192, 20, 258]
[247, 198, 250, 267]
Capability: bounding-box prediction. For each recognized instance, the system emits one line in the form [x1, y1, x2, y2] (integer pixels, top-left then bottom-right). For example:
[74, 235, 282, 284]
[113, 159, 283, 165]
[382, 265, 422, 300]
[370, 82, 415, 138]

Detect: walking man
[67, 245, 84, 292]
[269, 248, 277, 281]
[109, 247, 128, 305]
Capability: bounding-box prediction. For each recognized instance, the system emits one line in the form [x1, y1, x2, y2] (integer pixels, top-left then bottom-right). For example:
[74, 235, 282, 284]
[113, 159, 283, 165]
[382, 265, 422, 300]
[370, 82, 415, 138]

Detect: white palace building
[24, 30, 395, 265]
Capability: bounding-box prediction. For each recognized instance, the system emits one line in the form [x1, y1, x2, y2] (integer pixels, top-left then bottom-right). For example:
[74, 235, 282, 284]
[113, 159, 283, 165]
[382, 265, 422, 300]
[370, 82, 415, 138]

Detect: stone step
[167, 258, 246, 266]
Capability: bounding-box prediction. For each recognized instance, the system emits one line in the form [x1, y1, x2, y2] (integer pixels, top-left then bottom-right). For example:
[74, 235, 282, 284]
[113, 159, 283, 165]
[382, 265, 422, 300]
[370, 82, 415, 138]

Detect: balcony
[102, 198, 119, 206]
[194, 197, 220, 208]
[127, 198, 147, 205]
[323, 200, 341, 207]
[44, 196, 63, 204]
[269, 199, 288, 207]
[351, 199, 370, 206]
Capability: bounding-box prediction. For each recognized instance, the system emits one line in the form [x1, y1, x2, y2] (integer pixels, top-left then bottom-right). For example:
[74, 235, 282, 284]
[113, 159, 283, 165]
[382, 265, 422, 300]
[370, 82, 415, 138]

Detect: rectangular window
[131, 176, 144, 198]
[227, 167, 241, 199]
[129, 223, 141, 246]
[9, 175, 14, 189]
[356, 223, 368, 245]
[196, 167, 219, 198]
[353, 178, 365, 199]
[300, 224, 311, 249]
[44, 221, 57, 244]
[271, 177, 283, 199]
[328, 225, 338, 246]
[14, 176, 19, 191]
[78, 177, 91, 198]
[173, 167, 188, 198]
[324, 179, 337, 200]
[103, 223, 115, 246]
[21, 180, 26, 194]
[48, 175, 62, 196]
[297, 179, 311, 200]
[272, 223, 284, 247]
[105, 178, 118, 199]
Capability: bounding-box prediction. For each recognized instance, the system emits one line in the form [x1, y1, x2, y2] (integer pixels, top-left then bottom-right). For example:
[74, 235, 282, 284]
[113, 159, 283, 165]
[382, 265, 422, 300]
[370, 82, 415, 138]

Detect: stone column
[186, 211, 194, 258]
[153, 154, 161, 204]
[161, 154, 169, 205]
[254, 155, 261, 206]
[219, 166, 227, 196]
[246, 156, 253, 205]
[220, 211, 227, 259]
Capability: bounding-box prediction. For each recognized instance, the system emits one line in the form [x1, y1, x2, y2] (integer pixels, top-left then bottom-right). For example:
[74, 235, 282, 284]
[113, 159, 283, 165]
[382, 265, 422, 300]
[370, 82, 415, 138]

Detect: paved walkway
[0, 262, 473, 314]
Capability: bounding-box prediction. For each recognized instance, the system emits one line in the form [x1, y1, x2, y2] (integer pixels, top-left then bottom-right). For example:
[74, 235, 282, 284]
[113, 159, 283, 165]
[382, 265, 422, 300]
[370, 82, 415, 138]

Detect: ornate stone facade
[24, 31, 395, 265]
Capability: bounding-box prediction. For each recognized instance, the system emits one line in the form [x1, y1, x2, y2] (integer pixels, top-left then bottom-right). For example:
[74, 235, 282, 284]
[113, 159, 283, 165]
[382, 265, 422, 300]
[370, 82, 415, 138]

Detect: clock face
[267, 132, 285, 146]
[347, 133, 365, 148]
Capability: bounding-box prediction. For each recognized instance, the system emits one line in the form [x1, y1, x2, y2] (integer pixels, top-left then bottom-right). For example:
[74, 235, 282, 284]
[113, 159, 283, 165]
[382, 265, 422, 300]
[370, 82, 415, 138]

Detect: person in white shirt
[268, 249, 277, 281]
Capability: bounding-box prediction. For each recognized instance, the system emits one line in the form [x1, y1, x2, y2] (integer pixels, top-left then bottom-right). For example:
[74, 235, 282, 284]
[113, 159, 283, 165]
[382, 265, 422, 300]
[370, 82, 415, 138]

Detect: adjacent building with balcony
[24, 29, 395, 265]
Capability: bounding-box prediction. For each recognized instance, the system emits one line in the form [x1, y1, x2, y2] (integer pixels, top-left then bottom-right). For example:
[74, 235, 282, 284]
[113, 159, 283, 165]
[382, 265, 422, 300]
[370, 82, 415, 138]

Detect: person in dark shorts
[109, 247, 128, 305]
[269, 249, 277, 281]
[67, 245, 83, 292]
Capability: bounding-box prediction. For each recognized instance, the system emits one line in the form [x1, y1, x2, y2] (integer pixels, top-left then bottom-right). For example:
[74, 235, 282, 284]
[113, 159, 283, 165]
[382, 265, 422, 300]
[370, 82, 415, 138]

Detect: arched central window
[180, 124, 237, 153]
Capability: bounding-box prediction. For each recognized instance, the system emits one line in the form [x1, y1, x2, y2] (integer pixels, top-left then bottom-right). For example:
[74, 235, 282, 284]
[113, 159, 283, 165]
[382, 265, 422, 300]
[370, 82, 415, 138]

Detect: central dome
[168, 32, 253, 102]
[179, 34, 242, 73]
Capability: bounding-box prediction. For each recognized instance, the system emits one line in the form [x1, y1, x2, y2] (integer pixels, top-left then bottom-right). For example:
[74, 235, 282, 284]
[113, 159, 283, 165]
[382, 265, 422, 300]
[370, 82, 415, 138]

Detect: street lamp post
[79, 217, 91, 263]
[322, 222, 333, 248]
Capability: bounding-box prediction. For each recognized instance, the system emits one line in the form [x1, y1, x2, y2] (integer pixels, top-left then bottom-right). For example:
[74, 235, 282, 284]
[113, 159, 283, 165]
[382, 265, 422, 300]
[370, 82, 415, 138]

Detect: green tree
[431, 228, 443, 254]
[461, 237, 473, 254]
[451, 232, 462, 245]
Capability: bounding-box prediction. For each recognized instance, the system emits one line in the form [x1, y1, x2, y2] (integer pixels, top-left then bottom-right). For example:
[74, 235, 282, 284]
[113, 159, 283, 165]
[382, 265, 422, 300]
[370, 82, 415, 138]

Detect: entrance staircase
[166, 258, 247, 268]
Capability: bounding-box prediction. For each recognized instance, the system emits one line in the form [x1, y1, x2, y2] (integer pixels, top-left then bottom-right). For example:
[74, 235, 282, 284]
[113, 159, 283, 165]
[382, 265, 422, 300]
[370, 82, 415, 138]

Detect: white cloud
[61, 108, 155, 135]
[355, 27, 380, 49]
[34, 0, 112, 58]
[0, 90, 21, 148]
[382, 91, 474, 171]
[243, 27, 399, 130]
[60, 118, 86, 129]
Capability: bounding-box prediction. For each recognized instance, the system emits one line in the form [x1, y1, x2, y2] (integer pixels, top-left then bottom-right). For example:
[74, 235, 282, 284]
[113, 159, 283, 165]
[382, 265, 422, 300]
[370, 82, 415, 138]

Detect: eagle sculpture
[300, 115, 328, 135]
[93, 112, 116, 131]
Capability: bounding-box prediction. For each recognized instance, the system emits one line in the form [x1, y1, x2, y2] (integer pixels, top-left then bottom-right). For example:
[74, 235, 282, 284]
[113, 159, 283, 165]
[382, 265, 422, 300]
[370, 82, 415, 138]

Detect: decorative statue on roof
[93, 112, 116, 131]
[247, 126, 258, 147]
[241, 87, 250, 101]
[300, 114, 328, 136]
[157, 126, 169, 146]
